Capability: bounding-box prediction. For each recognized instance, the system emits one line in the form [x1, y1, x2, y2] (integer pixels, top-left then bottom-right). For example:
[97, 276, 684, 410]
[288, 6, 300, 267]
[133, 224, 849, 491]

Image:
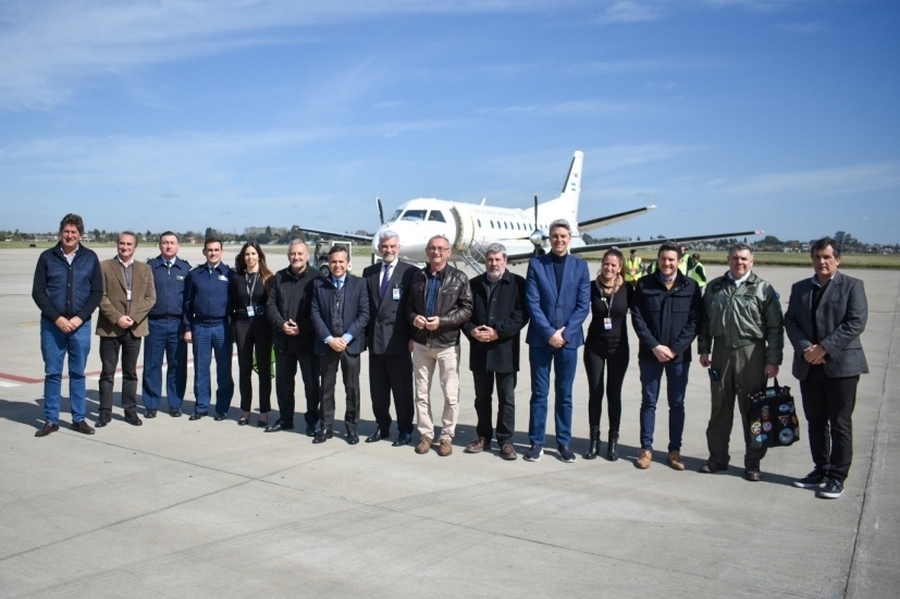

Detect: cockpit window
[427, 210, 447, 223]
[401, 209, 426, 221]
[388, 209, 403, 222]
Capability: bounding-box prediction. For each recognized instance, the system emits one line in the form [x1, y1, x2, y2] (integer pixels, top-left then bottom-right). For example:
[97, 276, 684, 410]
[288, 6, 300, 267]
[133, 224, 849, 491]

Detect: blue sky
[1, 0, 898, 244]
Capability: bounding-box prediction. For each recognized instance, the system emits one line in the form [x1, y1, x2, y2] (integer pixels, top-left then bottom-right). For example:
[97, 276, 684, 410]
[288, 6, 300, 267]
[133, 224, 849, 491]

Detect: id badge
[392, 288, 401, 301]
[604, 317, 612, 330]
[246, 306, 256, 318]
[218, 275, 228, 282]
[126, 290, 132, 301]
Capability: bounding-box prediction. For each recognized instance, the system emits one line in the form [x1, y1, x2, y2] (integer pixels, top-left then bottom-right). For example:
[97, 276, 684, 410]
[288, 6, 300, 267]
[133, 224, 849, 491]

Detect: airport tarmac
[0, 245, 898, 599]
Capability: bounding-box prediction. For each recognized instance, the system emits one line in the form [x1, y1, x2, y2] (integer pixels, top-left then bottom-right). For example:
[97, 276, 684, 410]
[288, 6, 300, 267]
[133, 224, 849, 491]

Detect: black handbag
[746, 378, 800, 449]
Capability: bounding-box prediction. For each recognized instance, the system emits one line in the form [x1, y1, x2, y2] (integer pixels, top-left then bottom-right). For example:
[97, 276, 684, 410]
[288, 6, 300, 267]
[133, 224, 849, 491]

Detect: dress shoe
[169, 408, 182, 417]
[437, 438, 453, 456]
[145, 409, 157, 418]
[265, 420, 294, 432]
[124, 412, 143, 426]
[238, 417, 250, 426]
[583, 430, 600, 460]
[636, 448, 652, 469]
[313, 428, 333, 444]
[365, 428, 390, 443]
[667, 451, 685, 471]
[71, 420, 96, 435]
[415, 435, 433, 454]
[189, 412, 206, 421]
[392, 432, 412, 447]
[95, 413, 111, 428]
[305, 425, 317, 437]
[213, 413, 227, 422]
[699, 458, 729, 474]
[499, 442, 517, 460]
[607, 430, 619, 462]
[744, 459, 761, 482]
[464, 436, 488, 453]
[35, 423, 59, 437]
[346, 432, 360, 445]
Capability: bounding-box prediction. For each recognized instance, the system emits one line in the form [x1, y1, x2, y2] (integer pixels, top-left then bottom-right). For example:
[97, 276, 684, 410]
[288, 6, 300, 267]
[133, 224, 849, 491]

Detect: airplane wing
[504, 230, 763, 264]
[295, 227, 373, 243]
[578, 205, 657, 233]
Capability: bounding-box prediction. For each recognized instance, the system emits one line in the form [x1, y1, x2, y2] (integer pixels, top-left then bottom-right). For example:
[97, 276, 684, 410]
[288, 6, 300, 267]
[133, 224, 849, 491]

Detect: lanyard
[245, 272, 259, 302]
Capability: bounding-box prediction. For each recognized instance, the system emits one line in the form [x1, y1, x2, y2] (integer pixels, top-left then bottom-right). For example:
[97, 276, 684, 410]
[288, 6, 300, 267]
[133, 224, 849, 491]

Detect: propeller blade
[376, 196, 384, 225]
[533, 194, 538, 231]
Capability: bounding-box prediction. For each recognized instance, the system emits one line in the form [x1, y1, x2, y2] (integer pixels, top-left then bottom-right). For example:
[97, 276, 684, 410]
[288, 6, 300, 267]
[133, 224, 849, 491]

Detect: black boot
[606, 430, 619, 461]
[584, 429, 601, 460]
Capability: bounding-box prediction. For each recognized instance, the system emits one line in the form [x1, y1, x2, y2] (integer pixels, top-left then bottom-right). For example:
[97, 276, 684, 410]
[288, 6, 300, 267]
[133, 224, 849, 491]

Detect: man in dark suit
[310, 245, 370, 444]
[362, 231, 416, 446]
[462, 243, 528, 460]
[524, 219, 591, 463]
[785, 237, 868, 499]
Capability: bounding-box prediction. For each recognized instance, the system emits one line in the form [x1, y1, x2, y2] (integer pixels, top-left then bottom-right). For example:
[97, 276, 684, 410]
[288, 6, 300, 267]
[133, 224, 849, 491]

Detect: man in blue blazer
[524, 220, 591, 463]
[785, 237, 868, 499]
[310, 245, 370, 444]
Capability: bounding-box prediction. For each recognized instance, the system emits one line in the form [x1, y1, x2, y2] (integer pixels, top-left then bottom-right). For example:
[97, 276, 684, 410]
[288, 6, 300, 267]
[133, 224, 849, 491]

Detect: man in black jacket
[266, 240, 323, 434]
[462, 244, 528, 460]
[631, 242, 702, 470]
[406, 234, 473, 456]
[362, 231, 417, 446]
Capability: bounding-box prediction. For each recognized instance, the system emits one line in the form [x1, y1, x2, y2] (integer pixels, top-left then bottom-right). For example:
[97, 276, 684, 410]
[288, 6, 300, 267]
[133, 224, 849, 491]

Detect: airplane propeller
[528, 194, 547, 255]
[376, 196, 384, 225]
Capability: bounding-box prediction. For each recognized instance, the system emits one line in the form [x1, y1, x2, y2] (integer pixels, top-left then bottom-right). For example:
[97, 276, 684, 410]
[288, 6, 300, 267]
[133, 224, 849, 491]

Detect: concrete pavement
[0, 246, 897, 598]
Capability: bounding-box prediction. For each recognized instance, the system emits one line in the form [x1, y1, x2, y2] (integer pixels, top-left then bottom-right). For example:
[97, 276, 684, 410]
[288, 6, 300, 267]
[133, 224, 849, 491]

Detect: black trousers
[800, 365, 859, 481]
[233, 317, 273, 413]
[274, 347, 320, 427]
[99, 332, 142, 416]
[369, 352, 414, 435]
[472, 370, 517, 443]
[583, 343, 629, 432]
[319, 350, 361, 432]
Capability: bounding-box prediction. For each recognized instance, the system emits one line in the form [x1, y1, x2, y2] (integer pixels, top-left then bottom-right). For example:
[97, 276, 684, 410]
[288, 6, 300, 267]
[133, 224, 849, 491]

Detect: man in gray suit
[784, 237, 868, 499]
[362, 230, 416, 446]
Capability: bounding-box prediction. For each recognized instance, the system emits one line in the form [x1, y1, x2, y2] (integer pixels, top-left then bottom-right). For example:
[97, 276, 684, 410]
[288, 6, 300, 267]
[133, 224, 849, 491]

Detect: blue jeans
[639, 359, 690, 452]
[191, 322, 234, 415]
[40, 318, 91, 424]
[528, 345, 578, 446]
[142, 318, 187, 411]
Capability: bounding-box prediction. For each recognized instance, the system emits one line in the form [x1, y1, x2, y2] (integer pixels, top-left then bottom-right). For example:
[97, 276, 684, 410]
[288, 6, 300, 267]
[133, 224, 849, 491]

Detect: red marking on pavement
[0, 371, 44, 384]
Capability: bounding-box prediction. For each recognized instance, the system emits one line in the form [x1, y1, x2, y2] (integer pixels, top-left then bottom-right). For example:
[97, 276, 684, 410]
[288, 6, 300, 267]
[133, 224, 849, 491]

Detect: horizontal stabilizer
[295, 227, 373, 243]
[578, 205, 657, 233]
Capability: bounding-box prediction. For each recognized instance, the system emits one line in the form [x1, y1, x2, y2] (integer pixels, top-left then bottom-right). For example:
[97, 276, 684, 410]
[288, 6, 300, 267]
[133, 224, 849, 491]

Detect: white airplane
[300, 150, 760, 271]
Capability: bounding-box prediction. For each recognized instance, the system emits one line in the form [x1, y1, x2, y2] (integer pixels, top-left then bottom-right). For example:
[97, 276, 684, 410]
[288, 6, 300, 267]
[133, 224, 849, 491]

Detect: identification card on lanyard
[601, 289, 614, 330]
[245, 272, 259, 317]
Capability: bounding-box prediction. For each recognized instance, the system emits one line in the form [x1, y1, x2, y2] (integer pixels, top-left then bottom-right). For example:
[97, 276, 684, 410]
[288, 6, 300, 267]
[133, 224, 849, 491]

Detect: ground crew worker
[687, 253, 708, 289]
[624, 249, 642, 288]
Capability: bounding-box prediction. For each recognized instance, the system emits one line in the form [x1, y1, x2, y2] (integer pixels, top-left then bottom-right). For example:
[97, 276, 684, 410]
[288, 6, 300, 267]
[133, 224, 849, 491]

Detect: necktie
[380, 263, 392, 297]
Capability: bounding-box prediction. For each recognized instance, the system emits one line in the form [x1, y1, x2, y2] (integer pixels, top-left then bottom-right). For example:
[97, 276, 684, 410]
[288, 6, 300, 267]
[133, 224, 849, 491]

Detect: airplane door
[451, 203, 475, 251]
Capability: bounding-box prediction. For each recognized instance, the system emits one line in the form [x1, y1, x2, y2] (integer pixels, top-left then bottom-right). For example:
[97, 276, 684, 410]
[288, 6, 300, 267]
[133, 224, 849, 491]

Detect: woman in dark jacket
[583, 249, 632, 461]
[231, 242, 275, 426]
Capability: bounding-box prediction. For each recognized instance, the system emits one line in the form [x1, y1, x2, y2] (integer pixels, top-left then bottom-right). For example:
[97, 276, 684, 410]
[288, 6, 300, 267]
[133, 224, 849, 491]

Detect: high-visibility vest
[678, 257, 688, 275]
[624, 256, 642, 283]
[688, 261, 707, 287]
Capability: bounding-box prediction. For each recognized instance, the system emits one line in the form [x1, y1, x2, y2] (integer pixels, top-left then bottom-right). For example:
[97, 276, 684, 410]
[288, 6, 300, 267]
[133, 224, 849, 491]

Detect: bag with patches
[745, 378, 800, 449]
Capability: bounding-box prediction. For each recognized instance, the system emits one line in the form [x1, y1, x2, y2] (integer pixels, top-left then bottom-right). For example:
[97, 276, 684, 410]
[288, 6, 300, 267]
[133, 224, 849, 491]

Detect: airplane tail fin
[537, 150, 583, 232]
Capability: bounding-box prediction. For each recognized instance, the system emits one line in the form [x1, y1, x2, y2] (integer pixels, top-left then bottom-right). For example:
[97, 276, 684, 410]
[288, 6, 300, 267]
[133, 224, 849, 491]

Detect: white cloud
[596, 1, 663, 24]
[725, 161, 900, 196]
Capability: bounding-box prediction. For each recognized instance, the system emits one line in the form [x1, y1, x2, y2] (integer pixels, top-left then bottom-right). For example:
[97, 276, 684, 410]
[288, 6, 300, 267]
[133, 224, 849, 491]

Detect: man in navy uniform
[362, 230, 416, 446]
[310, 245, 369, 444]
[182, 237, 234, 420]
[143, 231, 191, 418]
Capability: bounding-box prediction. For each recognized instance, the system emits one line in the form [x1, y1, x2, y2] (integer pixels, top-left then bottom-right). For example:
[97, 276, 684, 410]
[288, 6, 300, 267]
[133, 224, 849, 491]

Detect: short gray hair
[378, 230, 400, 245]
[287, 239, 308, 253]
[728, 243, 754, 258]
[484, 243, 507, 260]
[427, 234, 450, 247]
[549, 219, 571, 234]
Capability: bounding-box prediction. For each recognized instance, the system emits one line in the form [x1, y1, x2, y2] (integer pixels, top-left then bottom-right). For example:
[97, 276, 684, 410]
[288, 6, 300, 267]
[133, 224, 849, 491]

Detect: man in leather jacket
[406, 234, 473, 456]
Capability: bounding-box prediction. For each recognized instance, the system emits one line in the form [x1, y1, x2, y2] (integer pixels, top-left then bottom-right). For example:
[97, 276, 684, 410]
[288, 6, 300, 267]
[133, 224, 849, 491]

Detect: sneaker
[415, 435, 433, 455]
[464, 436, 487, 453]
[818, 478, 844, 499]
[667, 450, 685, 471]
[636, 448, 652, 469]
[524, 444, 543, 462]
[438, 438, 453, 456]
[499, 442, 517, 461]
[793, 470, 828, 489]
[558, 445, 576, 463]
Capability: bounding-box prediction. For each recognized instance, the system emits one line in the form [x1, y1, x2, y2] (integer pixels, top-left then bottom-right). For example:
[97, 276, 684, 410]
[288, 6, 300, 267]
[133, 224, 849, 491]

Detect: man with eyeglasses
[406, 235, 473, 456]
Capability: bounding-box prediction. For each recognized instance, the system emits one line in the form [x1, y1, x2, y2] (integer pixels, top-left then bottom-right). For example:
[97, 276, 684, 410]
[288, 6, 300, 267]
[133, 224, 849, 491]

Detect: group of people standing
[32, 213, 868, 500]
